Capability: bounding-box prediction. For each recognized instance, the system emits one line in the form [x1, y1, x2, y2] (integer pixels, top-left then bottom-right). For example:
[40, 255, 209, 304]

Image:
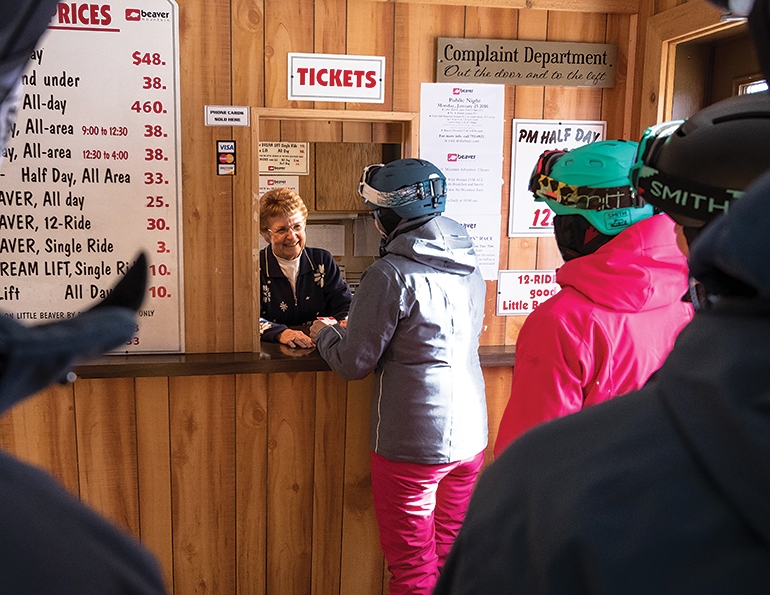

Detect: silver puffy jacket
[315, 215, 488, 464]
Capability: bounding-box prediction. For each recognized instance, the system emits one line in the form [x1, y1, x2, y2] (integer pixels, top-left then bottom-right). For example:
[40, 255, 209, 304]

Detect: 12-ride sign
[287, 53, 385, 103]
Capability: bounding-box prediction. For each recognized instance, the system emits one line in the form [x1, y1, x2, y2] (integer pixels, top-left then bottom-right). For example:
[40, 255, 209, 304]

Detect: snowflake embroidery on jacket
[262, 284, 271, 303]
[259, 319, 274, 335]
[280, 301, 288, 312]
[314, 263, 325, 288]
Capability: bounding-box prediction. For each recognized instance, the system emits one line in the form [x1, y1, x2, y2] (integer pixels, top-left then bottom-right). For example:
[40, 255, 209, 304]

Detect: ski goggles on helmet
[358, 163, 447, 210]
[629, 120, 741, 226]
[628, 120, 683, 194]
[530, 149, 644, 211]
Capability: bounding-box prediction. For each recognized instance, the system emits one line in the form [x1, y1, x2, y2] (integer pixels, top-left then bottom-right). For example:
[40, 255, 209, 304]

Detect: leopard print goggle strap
[529, 149, 644, 211]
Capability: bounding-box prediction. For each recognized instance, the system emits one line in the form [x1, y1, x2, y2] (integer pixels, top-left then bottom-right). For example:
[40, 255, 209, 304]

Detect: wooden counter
[73, 343, 516, 378]
[1, 347, 515, 595]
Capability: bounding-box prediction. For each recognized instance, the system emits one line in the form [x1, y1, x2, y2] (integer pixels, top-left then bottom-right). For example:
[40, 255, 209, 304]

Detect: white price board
[497, 269, 560, 315]
[508, 119, 605, 237]
[0, 1, 184, 353]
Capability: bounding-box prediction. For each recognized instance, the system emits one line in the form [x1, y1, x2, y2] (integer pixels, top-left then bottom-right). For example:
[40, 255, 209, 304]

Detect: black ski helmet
[358, 158, 447, 219]
[629, 91, 770, 228]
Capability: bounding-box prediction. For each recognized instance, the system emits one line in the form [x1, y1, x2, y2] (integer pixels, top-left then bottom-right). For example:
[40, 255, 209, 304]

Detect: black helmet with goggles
[629, 91, 770, 228]
[358, 158, 447, 219]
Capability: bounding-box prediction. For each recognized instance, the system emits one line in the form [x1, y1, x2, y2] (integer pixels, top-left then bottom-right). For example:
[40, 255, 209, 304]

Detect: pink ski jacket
[494, 214, 692, 457]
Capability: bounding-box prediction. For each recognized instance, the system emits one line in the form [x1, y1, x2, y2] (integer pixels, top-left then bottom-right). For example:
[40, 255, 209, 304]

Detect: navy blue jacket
[435, 299, 770, 594]
[259, 246, 351, 342]
[435, 170, 770, 595]
[0, 451, 167, 594]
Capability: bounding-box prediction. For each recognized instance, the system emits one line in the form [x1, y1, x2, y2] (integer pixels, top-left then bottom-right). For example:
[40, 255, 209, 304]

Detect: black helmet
[358, 158, 446, 219]
[629, 91, 770, 228]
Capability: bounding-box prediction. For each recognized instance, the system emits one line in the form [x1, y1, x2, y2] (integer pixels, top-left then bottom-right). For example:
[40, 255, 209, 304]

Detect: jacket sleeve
[315, 262, 401, 380]
[259, 318, 287, 343]
[321, 251, 352, 320]
[493, 307, 588, 457]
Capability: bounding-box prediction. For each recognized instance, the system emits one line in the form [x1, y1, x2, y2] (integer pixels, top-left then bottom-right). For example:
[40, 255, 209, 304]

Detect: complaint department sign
[436, 38, 616, 88]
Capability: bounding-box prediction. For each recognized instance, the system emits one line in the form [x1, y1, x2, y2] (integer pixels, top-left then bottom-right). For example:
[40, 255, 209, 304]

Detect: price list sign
[0, 1, 184, 353]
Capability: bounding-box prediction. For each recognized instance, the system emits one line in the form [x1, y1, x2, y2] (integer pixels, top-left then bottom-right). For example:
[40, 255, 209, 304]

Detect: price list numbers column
[131, 38, 184, 351]
[0, 1, 184, 353]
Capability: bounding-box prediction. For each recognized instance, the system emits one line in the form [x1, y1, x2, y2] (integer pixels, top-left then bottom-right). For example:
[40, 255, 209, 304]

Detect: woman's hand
[278, 329, 315, 349]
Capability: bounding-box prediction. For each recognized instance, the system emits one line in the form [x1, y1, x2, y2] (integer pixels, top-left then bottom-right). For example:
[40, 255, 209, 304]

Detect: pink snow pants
[370, 450, 485, 595]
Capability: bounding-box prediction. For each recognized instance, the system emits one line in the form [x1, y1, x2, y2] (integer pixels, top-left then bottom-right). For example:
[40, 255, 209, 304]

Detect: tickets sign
[288, 53, 385, 103]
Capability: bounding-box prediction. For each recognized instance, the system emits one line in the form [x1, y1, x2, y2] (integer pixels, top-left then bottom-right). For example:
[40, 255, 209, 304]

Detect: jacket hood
[383, 215, 479, 276]
[556, 213, 689, 312]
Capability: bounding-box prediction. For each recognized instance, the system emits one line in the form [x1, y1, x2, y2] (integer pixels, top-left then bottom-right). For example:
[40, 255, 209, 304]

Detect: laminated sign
[0, 0, 185, 353]
[288, 53, 385, 103]
[509, 119, 606, 237]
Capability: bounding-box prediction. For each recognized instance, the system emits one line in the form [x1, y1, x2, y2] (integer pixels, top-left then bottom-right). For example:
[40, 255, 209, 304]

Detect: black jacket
[435, 171, 770, 594]
[436, 296, 770, 593]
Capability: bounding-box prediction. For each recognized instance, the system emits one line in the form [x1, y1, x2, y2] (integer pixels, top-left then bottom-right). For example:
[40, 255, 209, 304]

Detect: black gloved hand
[90, 252, 148, 312]
[0, 252, 148, 415]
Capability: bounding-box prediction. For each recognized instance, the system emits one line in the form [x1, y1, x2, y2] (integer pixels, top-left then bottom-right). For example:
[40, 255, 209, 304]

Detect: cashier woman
[259, 188, 352, 348]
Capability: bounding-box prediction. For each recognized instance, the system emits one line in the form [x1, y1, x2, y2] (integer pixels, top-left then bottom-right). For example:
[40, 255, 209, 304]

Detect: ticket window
[250, 110, 419, 349]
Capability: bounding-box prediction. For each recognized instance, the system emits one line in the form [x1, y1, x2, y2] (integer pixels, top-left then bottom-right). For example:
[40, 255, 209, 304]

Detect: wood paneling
[179, 0, 235, 353]
[544, 11, 605, 121]
[232, 0, 266, 352]
[393, 3, 465, 112]
[315, 143, 384, 211]
[604, 13, 637, 140]
[236, 373, 269, 595]
[637, 0, 733, 134]
[347, 1, 396, 111]
[314, 0, 348, 112]
[312, 372, 348, 595]
[267, 372, 315, 595]
[265, 0, 314, 108]
[0, 359, 531, 595]
[340, 375, 384, 595]
[170, 375, 236, 594]
[374, 0, 640, 13]
[135, 377, 174, 592]
[75, 378, 140, 535]
[0, 383, 79, 494]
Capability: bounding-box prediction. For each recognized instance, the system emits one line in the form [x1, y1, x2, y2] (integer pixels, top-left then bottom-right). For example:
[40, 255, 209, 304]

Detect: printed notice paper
[420, 83, 504, 280]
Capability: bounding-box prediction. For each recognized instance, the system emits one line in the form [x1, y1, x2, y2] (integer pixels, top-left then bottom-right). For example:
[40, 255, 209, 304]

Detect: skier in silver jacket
[310, 158, 487, 595]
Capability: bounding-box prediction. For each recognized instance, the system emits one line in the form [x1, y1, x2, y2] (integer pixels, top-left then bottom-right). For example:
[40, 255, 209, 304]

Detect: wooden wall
[163, 0, 649, 356]
[0, 0, 705, 593]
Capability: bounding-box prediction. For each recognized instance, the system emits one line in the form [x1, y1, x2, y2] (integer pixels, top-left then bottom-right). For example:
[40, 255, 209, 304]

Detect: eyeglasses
[267, 221, 306, 238]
